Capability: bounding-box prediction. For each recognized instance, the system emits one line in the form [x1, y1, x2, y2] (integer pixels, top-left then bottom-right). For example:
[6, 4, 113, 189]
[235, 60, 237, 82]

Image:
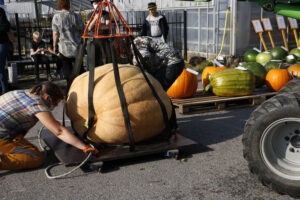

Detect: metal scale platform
[41, 128, 197, 166]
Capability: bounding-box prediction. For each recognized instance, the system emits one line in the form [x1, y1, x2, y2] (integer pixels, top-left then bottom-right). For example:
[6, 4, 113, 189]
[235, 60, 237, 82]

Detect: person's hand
[83, 146, 100, 157]
[43, 49, 49, 54]
[37, 48, 44, 54]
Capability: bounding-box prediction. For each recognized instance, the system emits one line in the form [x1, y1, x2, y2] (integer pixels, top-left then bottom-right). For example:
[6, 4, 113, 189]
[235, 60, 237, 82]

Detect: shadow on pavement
[177, 106, 256, 146]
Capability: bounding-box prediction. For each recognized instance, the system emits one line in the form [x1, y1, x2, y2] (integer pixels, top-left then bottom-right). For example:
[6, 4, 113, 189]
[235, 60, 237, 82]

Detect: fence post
[183, 10, 187, 61]
[34, 0, 40, 28]
[15, 13, 22, 60]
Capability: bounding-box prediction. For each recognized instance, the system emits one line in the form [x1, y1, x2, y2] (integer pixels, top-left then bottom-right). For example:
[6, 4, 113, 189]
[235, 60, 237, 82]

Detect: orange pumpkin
[201, 66, 227, 88]
[167, 68, 198, 99]
[265, 69, 292, 91]
[288, 63, 300, 78]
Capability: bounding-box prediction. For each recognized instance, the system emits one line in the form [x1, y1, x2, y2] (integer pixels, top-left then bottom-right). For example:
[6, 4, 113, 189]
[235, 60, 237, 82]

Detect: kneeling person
[0, 82, 98, 171]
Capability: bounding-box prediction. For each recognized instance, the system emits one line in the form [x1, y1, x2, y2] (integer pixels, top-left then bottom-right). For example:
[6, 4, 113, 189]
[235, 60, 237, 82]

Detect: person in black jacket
[141, 2, 169, 43]
[30, 31, 51, 82]
[0, 7, 14, 94]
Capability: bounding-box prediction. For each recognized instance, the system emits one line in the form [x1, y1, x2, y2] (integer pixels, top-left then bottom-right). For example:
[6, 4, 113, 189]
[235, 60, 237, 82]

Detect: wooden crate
[171, 89, 277, 114]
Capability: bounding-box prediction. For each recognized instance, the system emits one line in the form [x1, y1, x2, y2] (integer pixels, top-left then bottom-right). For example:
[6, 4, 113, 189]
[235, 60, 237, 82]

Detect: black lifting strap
[70, 40, 86, 82]
[130, 37, 172, 138]
[82, 39, 96, 140]
[64, 39, 89, 138]
[109, 37, 135, 151]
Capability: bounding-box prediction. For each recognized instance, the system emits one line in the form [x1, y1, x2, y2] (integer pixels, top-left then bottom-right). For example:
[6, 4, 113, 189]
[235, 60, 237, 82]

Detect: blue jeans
[0, 43, 9, 94]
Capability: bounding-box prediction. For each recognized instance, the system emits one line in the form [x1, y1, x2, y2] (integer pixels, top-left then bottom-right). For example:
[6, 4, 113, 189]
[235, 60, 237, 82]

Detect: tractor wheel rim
[261, 117, 300, 180]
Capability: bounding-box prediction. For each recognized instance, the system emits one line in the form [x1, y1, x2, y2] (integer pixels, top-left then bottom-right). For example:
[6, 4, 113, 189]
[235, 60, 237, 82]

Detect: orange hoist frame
[82, 0, 132, 39]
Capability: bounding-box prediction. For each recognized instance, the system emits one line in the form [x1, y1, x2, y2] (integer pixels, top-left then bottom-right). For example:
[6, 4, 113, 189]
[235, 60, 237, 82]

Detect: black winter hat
[148, 2, 157, 10]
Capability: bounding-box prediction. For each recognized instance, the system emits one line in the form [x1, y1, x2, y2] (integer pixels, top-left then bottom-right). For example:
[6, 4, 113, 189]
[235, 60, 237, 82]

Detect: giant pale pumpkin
[201, 66, 227, 88]
[66, 64, 172, 144]
[288, 63, 300, 78]
[167, 68, 198, 99]
[265, 68, 292, 91]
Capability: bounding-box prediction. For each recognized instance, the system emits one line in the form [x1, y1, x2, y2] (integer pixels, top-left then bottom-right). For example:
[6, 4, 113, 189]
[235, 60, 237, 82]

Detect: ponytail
[29, 82, 64, 102]
[29, 84, 43, 95]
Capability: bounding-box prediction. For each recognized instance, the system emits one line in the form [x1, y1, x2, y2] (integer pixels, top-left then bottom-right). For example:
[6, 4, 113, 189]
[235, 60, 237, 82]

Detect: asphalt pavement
[0, 102, 298, 200]
[0, 71, 298, 200]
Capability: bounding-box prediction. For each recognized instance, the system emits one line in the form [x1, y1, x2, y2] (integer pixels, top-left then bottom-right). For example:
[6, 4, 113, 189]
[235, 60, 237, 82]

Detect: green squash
[243, 49, 259, 62]
[241, 62, 267, 88]
[270, 46, 288, 60]
[264, 61, 289, 71]
[256, 51, 272, 65]
[289, 47, 300, 60]
[209, 69, 256, 97]
[286, 54, 297, 64]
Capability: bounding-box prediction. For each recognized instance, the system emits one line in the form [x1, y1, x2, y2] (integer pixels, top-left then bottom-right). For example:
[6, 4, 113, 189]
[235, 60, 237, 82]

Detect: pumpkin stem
[204, 83, 212, 92]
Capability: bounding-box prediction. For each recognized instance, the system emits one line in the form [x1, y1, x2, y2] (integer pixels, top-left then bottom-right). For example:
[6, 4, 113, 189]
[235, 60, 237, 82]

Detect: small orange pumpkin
[201, 66, 227, 88]
[265, 69, 292, 91]
[167, 68, 198, 99]
[288, 63, 300, 78]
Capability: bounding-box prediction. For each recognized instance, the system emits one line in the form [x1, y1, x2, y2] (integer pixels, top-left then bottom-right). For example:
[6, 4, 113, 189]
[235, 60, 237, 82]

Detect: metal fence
[8, 12, 52, 60]
[8, 9, 187, 61]
[121, 10, 187, 59]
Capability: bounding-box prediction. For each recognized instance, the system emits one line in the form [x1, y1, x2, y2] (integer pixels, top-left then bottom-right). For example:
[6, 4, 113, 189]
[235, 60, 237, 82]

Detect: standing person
[86, 0, 112, 66]
[0, 7, 14, 94]
[141, 2, 169, 43]
[30, 31, 51, 82]
[0, 82, 99, 170]
[52, 0, 85, 88]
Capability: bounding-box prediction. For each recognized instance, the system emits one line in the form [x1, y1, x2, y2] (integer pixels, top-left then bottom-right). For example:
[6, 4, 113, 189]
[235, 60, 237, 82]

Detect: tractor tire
[279, 78, 300, 93]
[242, 92, 300, 198]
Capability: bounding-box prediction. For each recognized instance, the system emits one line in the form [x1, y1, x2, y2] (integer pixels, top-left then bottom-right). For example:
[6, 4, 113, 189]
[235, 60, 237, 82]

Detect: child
[30, 31, 51, 82]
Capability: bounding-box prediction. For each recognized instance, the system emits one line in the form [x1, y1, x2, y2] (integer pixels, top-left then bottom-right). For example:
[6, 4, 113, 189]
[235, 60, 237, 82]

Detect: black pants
[51, 55, 63, 78]
[58, 54, 75, 88]
[32, 55, 50, 80]
[59, 53, 85, 90]
[153, 60, 184, 91]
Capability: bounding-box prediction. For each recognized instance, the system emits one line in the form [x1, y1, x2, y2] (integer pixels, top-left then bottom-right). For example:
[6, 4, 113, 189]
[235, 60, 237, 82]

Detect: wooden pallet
[172, 90, 277, 114]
